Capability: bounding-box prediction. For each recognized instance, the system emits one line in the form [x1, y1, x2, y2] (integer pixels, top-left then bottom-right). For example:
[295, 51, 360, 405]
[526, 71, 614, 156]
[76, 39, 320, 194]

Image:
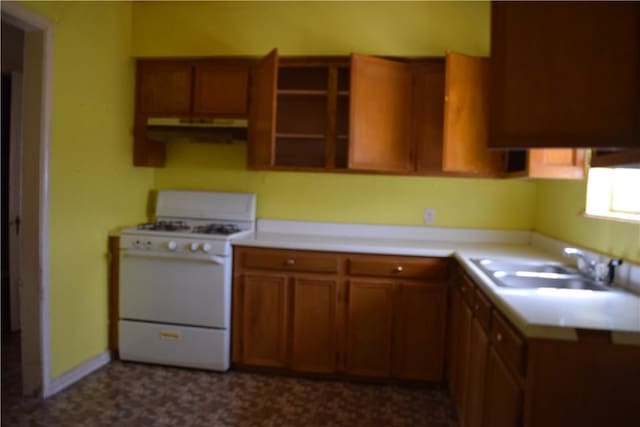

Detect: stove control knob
[167, 241, 177, 251]
[201, 243, 212, 253]
[190, 242, 200, 252]
[144, 240, 153, 249]
[133, 239, 142, 248]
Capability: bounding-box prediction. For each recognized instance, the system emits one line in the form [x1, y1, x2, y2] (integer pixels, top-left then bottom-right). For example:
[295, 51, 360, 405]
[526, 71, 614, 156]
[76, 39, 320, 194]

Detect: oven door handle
[122, 249, 226, 265]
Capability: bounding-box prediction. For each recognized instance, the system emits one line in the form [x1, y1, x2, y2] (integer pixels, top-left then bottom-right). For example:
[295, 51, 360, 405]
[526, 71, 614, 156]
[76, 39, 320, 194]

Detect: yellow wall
[137, 1, 535, 230]
[157, 143, 536, 229]
[133, 1, 491, 57]
[21, 1, 154, 378]
[535, 180, 640, 264]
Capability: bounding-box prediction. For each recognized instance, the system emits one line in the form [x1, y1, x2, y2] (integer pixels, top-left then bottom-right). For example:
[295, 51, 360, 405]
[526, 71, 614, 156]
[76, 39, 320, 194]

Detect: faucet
[563, 247, 596, 274]
[562, 247, 623, 285]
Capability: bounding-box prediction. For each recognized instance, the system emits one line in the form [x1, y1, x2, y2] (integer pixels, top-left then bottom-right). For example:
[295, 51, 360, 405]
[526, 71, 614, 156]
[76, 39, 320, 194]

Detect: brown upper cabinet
[134, 59, 250, 167]
[248, 50, 505, 176]
[414, 52, 504, 177]
[504, 148, 586, 180]
[248, 49, 350, 170]
[348, 54, 413, 173]
[489, 1, 640, 149]
[590, 149, 640, 168]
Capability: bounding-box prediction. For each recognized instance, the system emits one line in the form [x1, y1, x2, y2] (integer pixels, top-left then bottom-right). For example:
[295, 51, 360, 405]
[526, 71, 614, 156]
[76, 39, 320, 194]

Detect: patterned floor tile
[2, 334, 459, 426]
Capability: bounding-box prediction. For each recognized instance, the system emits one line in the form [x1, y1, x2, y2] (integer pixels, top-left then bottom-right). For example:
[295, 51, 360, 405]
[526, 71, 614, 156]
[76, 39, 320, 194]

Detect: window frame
[584, 167, 640, 224]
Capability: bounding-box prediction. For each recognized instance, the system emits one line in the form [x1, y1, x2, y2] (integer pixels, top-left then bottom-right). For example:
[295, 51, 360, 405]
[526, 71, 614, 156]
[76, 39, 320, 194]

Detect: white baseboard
[43, 351, 112, 398]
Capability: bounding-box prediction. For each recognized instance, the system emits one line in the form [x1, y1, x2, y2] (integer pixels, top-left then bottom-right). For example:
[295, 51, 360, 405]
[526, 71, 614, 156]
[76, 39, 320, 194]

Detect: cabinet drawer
[472, 289, 492, 332]
[241, 250, 339, 274]
[491, 312, 526, 376]
[348, 256, 449, 280]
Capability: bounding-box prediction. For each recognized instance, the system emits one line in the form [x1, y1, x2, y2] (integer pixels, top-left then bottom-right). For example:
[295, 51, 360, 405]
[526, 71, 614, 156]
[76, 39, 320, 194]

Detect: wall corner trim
[44, 351, 112, 398]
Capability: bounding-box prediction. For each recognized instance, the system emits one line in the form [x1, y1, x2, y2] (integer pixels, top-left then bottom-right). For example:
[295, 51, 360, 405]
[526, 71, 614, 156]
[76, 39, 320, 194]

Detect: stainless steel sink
[472, 259, 580, 275]
[471, 258, 610, 291]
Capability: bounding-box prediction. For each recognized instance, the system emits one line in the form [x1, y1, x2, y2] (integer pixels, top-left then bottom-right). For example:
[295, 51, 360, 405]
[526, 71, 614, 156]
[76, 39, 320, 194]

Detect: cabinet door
[391, 280, 447, 381]
[527, 149, 585, 179]
[193, 64, 249, 115]
[490, 2, 640, 148]
[453, 288, 473, 414]
[345, 279, 393, 377]
[463, 318, 490, 427]
[442, 52, 504, 175]
[241, 273, 288, 367]
[590, 149, 640, 168]
[290, 276, 337, 374]
[248, 49, 278, 168]
[137, 61, 193, 114]
[349, 54, 413, 172]
[482, 347, 523, 427]
[447, 281, 461, 395]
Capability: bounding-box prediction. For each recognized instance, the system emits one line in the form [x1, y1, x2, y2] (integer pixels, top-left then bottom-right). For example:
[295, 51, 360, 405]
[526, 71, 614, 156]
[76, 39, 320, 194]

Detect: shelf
[276, 133, 325, 140]
[277, 89, 328, 96]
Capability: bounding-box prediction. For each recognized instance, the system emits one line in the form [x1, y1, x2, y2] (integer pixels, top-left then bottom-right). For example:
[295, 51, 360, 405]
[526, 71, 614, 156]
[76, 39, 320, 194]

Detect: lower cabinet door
[392, 280, 447, 381]
[483, 347, 523, 427]
[241, 273, 289, 367]
[463, 318, 490, 427]
[345, 280, 393, 377]
[454, 293, 473, 413]
[290, 276, 338, 373]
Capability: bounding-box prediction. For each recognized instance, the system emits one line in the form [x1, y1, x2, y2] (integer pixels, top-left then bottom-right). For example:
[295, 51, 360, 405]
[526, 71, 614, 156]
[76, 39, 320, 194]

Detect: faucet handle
[607, 258, 623, 285]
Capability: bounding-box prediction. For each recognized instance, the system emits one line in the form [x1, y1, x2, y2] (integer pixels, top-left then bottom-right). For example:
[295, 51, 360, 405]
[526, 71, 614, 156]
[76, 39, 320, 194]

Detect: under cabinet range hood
[145, 117, 248, 144]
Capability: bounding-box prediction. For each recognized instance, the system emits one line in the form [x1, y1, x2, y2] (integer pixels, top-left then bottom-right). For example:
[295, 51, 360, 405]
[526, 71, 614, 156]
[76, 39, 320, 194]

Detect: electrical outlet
[424, 208, 435, 225]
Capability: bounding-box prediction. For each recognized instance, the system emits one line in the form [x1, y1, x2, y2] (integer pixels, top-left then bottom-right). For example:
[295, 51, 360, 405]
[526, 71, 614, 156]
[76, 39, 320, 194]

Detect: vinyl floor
[2, 336, 459, 427]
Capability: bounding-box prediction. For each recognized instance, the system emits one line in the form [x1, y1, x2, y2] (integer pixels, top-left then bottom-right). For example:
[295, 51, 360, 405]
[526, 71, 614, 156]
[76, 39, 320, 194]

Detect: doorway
[1, 2, 53, 397]
[1, 22, 25, 402]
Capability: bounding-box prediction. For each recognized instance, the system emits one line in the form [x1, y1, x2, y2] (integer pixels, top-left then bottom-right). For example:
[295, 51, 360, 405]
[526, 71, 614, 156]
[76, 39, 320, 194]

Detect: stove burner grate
[192, 223, 242, 235]
[137, 220, 191, 232]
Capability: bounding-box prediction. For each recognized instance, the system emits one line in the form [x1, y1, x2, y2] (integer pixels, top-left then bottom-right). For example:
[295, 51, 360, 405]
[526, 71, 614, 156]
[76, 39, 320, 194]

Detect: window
[585, 168, 640, 223]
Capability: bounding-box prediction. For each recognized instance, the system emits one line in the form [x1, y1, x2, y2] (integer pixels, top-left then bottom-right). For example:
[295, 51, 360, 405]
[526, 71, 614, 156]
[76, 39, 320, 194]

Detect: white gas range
[118, 190, 256, 371]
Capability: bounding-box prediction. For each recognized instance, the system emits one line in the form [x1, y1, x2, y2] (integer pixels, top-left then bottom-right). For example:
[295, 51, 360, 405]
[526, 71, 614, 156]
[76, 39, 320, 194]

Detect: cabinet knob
[393, 266, 404, 273]
[286, 259, 296, 266]
[474, 304, 479, 312]
[496, 333, 503, 342]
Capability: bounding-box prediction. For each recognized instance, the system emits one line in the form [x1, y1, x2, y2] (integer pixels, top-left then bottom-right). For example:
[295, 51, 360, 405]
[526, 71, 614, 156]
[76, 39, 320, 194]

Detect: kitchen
[1, 1, 639, 426]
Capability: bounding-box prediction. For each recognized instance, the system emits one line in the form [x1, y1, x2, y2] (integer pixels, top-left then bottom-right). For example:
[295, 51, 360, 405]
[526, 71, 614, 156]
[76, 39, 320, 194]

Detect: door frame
[1, 1, 53, 397]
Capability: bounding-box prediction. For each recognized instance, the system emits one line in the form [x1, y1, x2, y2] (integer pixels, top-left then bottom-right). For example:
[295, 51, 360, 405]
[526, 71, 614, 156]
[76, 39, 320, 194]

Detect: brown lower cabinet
[482, 347, 523, 427]
[232, 247, 450, 382]
[452, 265, 640, 427]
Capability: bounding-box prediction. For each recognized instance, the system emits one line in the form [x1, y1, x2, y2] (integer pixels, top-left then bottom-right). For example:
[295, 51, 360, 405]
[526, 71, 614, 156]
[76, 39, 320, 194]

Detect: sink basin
[488, 275, 609, 291]
[472, 259, 579, 275]
[471, 258, 609, 292]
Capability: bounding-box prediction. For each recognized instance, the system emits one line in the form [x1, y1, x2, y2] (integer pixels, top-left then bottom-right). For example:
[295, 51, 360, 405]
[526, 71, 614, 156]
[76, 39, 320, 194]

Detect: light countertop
[232, 220, 640, 345]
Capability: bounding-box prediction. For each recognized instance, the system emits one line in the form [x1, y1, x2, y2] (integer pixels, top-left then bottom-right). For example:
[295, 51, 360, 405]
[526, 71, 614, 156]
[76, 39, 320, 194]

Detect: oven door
[119, 249, 231, 329]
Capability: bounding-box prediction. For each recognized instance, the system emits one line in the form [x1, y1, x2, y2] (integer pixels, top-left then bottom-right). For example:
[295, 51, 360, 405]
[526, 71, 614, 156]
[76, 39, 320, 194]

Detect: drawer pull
[286, 259, 296, 266]
[496, 332, 503, 342]
[393, 266, 404, 273]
